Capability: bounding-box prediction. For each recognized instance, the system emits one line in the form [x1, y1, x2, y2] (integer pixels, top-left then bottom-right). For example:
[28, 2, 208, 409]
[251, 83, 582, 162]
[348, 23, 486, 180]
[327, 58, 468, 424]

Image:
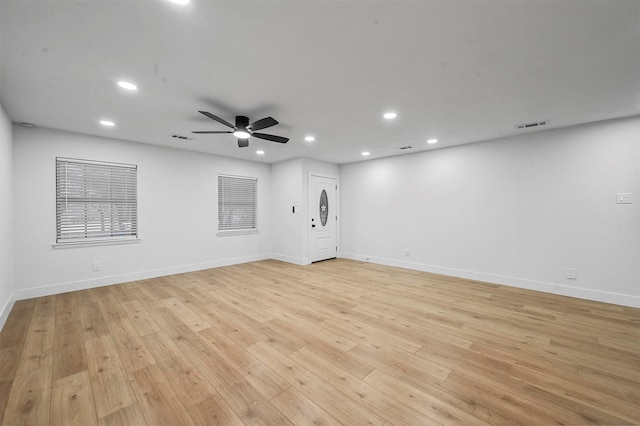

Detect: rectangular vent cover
[516, 121, 547, 129]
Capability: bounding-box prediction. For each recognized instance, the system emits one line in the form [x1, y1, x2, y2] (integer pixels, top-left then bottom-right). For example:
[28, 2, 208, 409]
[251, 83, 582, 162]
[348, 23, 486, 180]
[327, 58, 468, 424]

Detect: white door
[309, 174, 337, 262]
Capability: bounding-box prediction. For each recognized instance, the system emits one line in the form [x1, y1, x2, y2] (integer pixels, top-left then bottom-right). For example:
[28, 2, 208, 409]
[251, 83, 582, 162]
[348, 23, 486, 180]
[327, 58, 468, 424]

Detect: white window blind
[218, 175, 257, 232]
[56, 157, 137, 243]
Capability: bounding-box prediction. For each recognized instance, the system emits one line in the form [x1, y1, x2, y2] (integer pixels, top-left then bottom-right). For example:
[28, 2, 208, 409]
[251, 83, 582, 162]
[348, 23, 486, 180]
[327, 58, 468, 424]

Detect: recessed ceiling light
[167, 0, 190, 4]
[304, 136, 315, 142]
[362, 151, 370, 156]
[99, 120, 115, 127]
[383, 112, 397, 120]
[427, 139, 438, 144]
[117, 81, 138, 91]
[256, 150, 265, 155]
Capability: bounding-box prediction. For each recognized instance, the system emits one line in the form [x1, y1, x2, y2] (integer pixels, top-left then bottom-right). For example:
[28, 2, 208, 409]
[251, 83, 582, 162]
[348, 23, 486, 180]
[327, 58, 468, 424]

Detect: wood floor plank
[348, 342, 451, 382]
[0, 345, 23, 424]
[120, 300, 162, 337]
[197, 301, 272, 348]
[80, 316, 111, 341]
[141, 330, 217, 409]
[93, 290, 127, 323]
[270, 387, 341, 426]
[55, 292, 79, 325]
[198, 327, 290, 401]
[1, 296, 56, 426]
[263, 350, 386, 426]
[129, 364, 196, 426]
[106, 317, 156, 373]
[0, 304, 34, 349]
[187, 393, 245, 426]
[52, 320, 87, 382]
[50, 370, 97, 426]
[363, 368, 490, 425]
[289, 346, 437, 425]
[162, 324, 293, 425]
[320, 316, 423, 354]
[97, 402, 147, 426]
[84, 335, 137, 420]
[162, 297, 212, 333]
[0, 259, 638, 425]
[268, 306, 358, 352]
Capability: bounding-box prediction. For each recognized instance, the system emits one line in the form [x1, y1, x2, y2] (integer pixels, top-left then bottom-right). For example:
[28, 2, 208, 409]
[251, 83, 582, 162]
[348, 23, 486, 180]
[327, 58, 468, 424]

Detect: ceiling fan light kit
[193, 111, 289, 148]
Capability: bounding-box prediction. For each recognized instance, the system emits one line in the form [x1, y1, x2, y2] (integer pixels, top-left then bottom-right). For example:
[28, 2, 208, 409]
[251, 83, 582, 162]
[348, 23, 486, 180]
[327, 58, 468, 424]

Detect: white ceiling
[1, 0, 638, 164]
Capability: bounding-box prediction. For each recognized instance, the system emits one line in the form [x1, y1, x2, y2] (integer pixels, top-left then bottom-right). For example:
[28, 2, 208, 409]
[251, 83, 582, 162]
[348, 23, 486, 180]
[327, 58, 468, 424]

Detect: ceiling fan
[193, 111, 289, 148]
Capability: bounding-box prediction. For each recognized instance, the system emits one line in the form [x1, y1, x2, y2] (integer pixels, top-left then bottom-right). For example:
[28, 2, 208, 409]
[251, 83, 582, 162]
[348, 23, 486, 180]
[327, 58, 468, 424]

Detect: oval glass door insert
[319, 189, 328, 227]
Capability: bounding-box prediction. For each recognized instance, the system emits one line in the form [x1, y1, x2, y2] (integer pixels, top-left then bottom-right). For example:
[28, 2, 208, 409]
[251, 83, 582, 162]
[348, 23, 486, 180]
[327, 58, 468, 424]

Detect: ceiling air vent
[172, 134, 191, 140]
[398, 145, 413, 150]
[516, 120, 547, 129]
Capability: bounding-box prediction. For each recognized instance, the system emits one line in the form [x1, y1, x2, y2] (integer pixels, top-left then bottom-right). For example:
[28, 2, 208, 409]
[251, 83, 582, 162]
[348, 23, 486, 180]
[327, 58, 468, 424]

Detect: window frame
[217, 174, 259, 236]
[54, 157, 139, 247]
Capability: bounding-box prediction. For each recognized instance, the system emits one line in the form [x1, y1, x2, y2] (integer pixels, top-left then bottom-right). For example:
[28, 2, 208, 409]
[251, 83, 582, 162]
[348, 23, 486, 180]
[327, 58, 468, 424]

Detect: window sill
[216, 229, 260, 237]
[53, 238, 141, 249]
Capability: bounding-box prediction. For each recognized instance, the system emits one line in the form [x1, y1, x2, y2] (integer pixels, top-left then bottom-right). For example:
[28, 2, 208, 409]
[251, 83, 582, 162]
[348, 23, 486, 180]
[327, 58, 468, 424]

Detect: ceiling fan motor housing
[236, 116, 249, 130]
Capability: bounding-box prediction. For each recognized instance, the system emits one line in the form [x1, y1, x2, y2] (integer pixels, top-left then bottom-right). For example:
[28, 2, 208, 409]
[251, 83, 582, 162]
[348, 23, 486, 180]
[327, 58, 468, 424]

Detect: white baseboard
[340, 253, 640, 308]
[13, 254, 271, 301]
[0, 291, 16, 333]
[270, 254, 310, 266]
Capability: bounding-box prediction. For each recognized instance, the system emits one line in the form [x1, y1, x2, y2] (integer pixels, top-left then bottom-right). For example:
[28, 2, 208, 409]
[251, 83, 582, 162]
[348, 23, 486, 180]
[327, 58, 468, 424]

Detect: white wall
[271, 158, 339, 264]
[13, 126, 272, 299]
[340, 116, 640, 307]
[271, 159, 305, 264]
[0, 103, 15, 330]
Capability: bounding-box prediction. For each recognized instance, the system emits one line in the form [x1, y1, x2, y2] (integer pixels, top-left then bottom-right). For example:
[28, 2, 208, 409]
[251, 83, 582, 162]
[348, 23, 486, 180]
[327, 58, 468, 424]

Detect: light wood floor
[0, 259, 638, 425]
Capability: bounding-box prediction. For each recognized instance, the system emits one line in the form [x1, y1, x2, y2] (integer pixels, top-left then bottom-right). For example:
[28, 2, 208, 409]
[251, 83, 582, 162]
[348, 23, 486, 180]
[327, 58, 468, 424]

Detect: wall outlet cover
[616, 193, 632, 204]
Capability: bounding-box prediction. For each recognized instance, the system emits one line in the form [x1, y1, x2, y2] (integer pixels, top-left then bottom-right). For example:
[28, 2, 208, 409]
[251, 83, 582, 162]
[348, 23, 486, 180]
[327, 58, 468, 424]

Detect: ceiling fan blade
[198, 111, 235, 129]
[252, 133, 289, 144]
[248, 117, 278, 132]
[238, 139, 249, 148]
[192, 130, 233, 134]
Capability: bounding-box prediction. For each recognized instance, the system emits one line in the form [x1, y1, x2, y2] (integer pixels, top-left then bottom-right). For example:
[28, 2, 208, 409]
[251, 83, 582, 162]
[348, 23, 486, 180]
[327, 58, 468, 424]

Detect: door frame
[307, 171, 339, 263]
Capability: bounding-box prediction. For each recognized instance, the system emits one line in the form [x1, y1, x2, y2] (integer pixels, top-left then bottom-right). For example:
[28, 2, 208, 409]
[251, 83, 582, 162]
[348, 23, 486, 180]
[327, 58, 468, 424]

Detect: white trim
[270, 253, 310, 266]
[13, 254, 270, 301]
[0, 291, 16, 334]
[216, 230, 260, 237]
[56, 156, 136, 169]
[53, 238, 141, 249]
[340, 252, 640, 308]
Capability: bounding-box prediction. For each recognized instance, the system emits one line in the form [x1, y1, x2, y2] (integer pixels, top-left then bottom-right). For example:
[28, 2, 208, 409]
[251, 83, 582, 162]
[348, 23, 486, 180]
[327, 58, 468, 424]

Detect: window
[56, 157, 137, 244]
[218, 175, 257, 233]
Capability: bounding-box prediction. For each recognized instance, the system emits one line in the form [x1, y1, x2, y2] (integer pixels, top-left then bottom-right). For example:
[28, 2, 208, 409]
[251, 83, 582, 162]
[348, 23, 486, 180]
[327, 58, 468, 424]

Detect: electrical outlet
[566, 267, 576, 280]
[92, 261, 101, 272]
[616, 193, 632, 204]
[405, 249, 410, 257]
